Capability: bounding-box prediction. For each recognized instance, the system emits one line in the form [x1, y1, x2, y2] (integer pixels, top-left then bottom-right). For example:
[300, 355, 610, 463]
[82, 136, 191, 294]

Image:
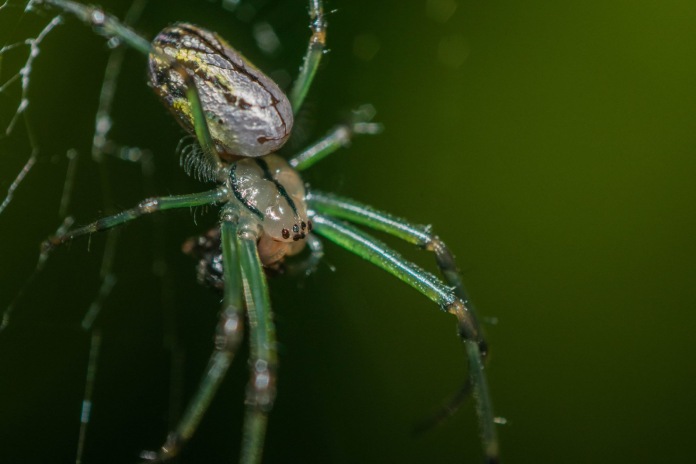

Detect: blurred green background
[1, 0, 696, 462]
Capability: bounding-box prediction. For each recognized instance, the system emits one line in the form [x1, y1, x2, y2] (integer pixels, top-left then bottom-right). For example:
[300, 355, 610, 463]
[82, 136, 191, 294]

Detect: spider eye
[232, 156, 309, 243]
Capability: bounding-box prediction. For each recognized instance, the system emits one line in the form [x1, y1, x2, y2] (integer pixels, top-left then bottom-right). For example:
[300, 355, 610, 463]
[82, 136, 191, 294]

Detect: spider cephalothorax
[224, 155, 310, 266]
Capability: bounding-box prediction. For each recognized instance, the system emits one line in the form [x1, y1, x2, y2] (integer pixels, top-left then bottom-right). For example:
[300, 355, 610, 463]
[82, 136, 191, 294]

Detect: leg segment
[310, 213, 484, 350]
[289, 0, 326, 113]
[307, 191, 480, 330]
[177, 64, 224, 180]
[0, 217, 73, 332]
[43, 188, 228, 252]
[237, 216, 277, 464]
[75, 274, 116, 464]
[35, 0, 150, 54]
[289, 108, 383, 171]
[75, 328, 101, 464]
[151, 207, 245, 461]
[310, 213, 499, 464]
[465, 335, 499, 463]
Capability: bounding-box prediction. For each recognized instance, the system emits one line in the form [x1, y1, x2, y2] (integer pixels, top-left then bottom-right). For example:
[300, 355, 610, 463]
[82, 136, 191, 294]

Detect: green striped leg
[43, 188, 228, 252]
[289, 0, 326, 113]
[308, 191, 491, 431]
[310, 214, 499, 464]
[307, 191, 478, 318]
[289, 114, 383, 172]
[150, 207, 244, 461]
[237, 216, 278, 464]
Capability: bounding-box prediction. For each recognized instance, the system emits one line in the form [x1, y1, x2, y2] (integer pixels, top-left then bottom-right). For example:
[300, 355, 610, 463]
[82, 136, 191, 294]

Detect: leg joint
[215, 310, 243, 353]
[428, 236, 460, 272]
[447, 300, 488, 358]
[137, 198, 160, 214]
[246, 359, 277, 412]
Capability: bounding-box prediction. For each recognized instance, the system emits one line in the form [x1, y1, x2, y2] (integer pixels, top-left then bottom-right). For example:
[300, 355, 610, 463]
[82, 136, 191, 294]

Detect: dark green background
[1, 0, 695, 462]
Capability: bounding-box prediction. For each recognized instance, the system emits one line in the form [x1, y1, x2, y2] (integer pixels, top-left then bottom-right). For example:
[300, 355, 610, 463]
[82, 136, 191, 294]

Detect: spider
[2, 0, 499, 462]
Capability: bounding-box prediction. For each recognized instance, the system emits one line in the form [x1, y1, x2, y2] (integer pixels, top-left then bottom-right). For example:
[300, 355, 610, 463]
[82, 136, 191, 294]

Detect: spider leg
[237, 215, 278, 464]
[174, 65, 223, 177]
[307, 191, 492, 431]
[310, 213, 499, 464]
[289, 0, 326, 113]
[307, 191, 481, 328]
[43, 188, 228, 252]
[75, 328, 101, 464]
[0, 216, 73, 332]
[289, 109, 383, 171]
[35, 0, 151, 54]
[148, 207, 245, 462]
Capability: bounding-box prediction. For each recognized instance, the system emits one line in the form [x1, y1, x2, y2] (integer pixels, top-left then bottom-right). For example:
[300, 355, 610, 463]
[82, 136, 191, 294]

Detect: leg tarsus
[465, 341, 499, 463]
[75, 329, 102, 464]
[413, 377, 473, 435]
[289, 0, 327, 113]
[0, 216, 73, 332]
[154, 310, 243, 460]
[415, 301, 488, 435]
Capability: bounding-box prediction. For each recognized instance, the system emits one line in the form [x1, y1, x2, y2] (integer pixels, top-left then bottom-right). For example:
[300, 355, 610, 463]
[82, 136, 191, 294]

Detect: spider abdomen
[148, 23, 293, 160]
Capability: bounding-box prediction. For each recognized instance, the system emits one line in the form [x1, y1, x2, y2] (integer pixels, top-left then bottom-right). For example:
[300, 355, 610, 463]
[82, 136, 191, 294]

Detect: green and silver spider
[2, 0, 499, 462]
